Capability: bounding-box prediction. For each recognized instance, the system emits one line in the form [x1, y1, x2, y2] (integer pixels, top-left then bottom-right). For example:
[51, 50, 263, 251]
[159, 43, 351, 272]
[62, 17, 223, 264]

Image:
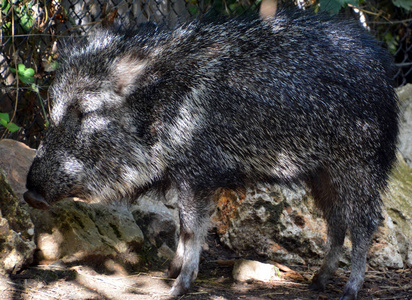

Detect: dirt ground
[1, 237, 411, 300]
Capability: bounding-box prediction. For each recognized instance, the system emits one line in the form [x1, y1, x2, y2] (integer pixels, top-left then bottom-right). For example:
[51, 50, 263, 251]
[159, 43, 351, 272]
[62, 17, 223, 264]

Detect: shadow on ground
[1, 234, 411, 299]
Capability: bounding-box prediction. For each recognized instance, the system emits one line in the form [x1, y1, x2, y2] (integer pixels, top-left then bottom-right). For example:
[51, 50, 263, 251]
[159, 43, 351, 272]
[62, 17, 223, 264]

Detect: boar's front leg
[168, 183, 214, 296]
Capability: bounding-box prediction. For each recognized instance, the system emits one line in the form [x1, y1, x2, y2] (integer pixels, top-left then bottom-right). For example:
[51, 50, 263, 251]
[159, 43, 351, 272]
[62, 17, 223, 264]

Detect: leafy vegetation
[9, 64, 35, 85]
[0, 113, 20, 133]
[318, 0, 359, 14]
[1, 0, 35, 33]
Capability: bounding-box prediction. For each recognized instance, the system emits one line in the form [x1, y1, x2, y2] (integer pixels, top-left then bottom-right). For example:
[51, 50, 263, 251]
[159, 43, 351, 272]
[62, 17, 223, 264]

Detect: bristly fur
[25, 9, 399, 300]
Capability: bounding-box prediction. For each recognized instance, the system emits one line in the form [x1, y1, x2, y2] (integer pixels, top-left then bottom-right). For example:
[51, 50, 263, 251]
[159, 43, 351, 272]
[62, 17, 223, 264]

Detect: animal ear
[113, 55, 147, 96]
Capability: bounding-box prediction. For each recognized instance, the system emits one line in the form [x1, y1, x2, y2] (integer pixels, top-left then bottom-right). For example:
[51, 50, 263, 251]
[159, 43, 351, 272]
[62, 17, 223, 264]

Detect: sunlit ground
[1, 261, 410, 300]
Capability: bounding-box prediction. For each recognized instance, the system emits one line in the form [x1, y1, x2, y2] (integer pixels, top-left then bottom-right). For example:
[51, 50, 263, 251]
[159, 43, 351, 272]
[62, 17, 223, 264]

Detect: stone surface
[0, 169, 36, 274]
[0, 139, 36, 201]
[29, 199, 144, 266]
[131, 191, 178, 251]
[213, 173, 412, 270]
[232, 259, 281, 282]
[396, 84, 412, 167]
[379, 154, 412, 267]
[213, 184, 331, 265]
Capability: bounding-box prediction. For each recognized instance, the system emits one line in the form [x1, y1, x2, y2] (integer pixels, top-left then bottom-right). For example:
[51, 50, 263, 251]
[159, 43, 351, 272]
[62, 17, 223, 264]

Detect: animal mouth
[23, 190, 51, 210]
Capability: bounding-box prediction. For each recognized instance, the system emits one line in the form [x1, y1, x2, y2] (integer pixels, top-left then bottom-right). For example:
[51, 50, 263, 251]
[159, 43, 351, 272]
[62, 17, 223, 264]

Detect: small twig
[151, 276, 175, 281]
[376, 296, 412, 300]
[10, 5, 19, 129]
[187, 291, 208, 295]
[1, 3, 19, 140]
[348, 4, 386, 18]
[371, 284, 412, 292]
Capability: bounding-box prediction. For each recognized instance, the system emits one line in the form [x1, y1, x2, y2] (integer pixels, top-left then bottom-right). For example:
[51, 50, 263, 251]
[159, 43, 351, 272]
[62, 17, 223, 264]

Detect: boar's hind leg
[310, 211, 347, 292]
[169, 186, 214, 296]
[308, 169, 347, 292]
[340, 191, 381, 300]
[309, 168, 380, 300]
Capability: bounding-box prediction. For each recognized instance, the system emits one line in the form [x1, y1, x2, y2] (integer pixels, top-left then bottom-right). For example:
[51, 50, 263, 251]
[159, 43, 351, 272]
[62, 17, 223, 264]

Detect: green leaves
[318, 0, 412, 14]
[1, 0, 35, 33]
[1, 0, 11, 31]
[0, 113, 20, 133]
[17, 2, 35, 32]
[7, 64, 49, 129]
[1, 0, 10, 14]
[319, 0, 358, 14]
[9, 64, 35, 84]
[393, 0, 412, 11]
[383, 32, 399, 55]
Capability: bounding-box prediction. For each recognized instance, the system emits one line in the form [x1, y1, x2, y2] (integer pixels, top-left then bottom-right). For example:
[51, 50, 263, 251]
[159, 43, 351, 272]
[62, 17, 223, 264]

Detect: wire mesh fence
[1, 0, 411, 147]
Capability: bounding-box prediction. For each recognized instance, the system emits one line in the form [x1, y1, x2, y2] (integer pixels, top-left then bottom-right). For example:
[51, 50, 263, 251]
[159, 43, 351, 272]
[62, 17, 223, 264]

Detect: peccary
[24, 10, 399, 300]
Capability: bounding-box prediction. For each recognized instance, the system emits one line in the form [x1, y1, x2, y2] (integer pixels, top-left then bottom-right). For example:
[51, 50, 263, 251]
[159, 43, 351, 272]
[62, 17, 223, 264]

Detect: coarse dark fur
[24, 10, 399, 300]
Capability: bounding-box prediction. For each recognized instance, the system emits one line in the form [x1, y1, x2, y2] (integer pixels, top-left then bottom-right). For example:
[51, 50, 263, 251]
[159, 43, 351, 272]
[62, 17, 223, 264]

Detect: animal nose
[23, 190, 50, 210]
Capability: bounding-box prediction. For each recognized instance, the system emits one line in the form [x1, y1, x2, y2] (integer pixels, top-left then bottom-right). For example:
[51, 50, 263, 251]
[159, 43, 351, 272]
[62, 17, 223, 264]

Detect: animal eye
[107, 122, 115, 131]
[77, 110, 93, 120]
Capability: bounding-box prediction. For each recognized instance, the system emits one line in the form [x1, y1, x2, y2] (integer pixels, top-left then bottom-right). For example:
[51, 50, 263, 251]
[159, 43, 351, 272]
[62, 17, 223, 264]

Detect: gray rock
[30, 199, 144, 265]
[379, 154, 412, 267]
[0, 169, 36, 274]
[396, 84, 412, 167]
[0, 139, 36, 201]
[213, 174, 412, 270]
[131, 190, 178, 251]
[213, 184, 330, 265]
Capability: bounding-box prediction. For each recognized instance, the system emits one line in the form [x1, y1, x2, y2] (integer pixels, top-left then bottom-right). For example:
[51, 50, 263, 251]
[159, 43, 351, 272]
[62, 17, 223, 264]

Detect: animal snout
[23, 190, 50, 210]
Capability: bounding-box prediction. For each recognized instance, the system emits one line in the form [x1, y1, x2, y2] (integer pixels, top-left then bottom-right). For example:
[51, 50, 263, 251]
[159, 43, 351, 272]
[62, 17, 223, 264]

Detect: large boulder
[213, 172, 411, 269]
[213, 184, 333, 265]
[378, 154, 412, 267]
[368, 84, 412, 268]
[30, 199, 145, 267]
[213, 162, 412, 270]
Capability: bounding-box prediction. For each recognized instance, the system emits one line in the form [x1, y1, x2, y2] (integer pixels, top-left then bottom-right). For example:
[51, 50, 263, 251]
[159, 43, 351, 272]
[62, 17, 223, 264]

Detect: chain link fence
[1, 0, 411, 147]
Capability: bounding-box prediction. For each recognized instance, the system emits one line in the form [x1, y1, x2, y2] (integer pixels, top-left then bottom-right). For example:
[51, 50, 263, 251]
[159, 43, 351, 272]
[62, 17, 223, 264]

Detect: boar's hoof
[169, 285, 188, 297]
[23, 191, 50, 210]
[339, 294, 357, 300]
[339, 286, 357, 300]
[169, 277, 190, 296]
[308, 282, 325, 292]
[309, 274, 326, 292]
